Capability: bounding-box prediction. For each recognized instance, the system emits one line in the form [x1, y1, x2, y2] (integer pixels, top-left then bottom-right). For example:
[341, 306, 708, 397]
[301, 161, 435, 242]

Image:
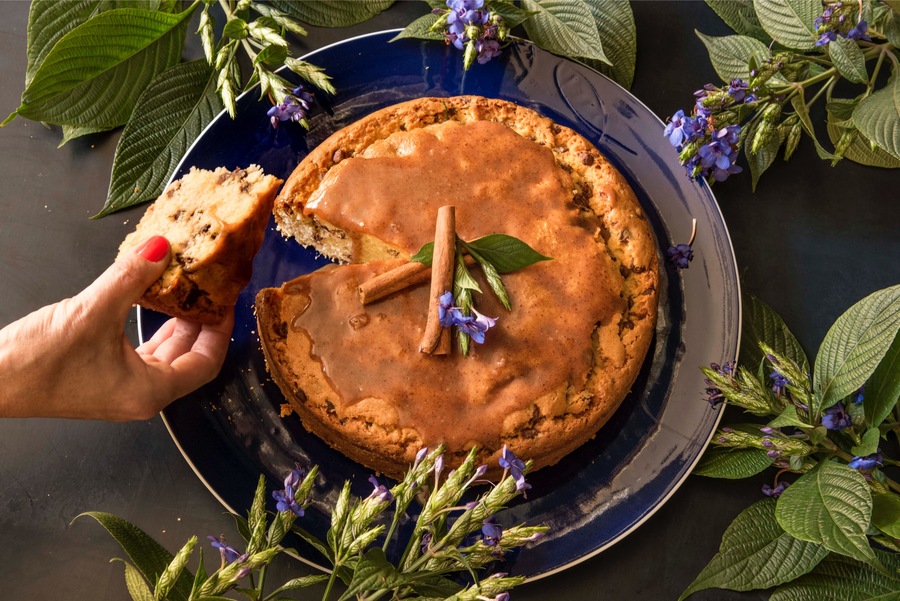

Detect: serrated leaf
[826, 120, 900, 168]
[111, 559, 154, 601]
[769, 551, 900, 600]
[853, 75, 900, 160]
[521, 0, 608, 63]
[390, 13, 444, 42]
[769, 404, 812, 428]
[705, 0, 771, 40]
[99, 60, 222, 217]
[851, 427, 881, 457]
[465, 234, 552, 273]
[792, 93, 837, 160]
[753, 0, 821, 50]
[813, 285, 900, 412]
[696, 31, 771, 82]
[410, 241, 435, 266]
[74, 512, 194, 601]
[775, 462, 876, 565]
[829, 36, 868, 84]
[267, 0, 395, 28]
[679, 499, 828, 599]
[59, 123, 113, 147]
[25, 0, 100, 87]
[865, 329, 900, 427]
[581, 0, 636, 89]
[7, 7, 193, 129]
[343, 548, 410, 598]
[693, 446, 775, 479]
[490, 0, 537, 29]
[872, 493, 900, 538]
[740, 293, 810, 373]
[267, 575, 330, 597]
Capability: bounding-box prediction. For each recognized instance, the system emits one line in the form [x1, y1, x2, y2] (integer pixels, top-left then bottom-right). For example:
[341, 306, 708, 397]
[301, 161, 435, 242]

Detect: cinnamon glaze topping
[285, 120, 626, 448]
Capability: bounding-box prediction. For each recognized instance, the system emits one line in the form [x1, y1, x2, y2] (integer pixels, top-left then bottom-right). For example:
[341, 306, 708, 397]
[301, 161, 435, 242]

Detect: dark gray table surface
[1, 1, 897, 599]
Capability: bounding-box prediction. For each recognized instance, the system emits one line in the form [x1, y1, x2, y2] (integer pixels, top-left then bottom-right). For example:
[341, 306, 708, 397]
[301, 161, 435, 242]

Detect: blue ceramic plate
[140, 31, 740, 580]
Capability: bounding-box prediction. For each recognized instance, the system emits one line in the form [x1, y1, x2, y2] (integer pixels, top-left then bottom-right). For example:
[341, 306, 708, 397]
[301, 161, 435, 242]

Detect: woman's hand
[0, 236, 233, 420]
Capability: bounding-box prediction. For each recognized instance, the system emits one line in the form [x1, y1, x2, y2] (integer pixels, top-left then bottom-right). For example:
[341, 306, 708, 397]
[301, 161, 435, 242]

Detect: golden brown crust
[264, 96, 659, 478]
[119, 165, 282, 325]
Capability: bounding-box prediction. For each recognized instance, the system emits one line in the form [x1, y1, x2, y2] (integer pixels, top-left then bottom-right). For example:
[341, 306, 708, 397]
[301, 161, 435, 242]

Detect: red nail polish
[136, 236, 169, 262]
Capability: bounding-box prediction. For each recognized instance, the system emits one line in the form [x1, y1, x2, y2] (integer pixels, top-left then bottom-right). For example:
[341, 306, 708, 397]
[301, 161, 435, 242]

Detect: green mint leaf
[410, 241, 434, 266]
[489, 0, 538, 29]
[110, 559, 154, 601]
[390, 13, 445, 42]
[829, 36, 869, 84]
[865, 329, 900, 428]
[463, 242, 511, 310]
[254, 43, 289, 67]
[872, 493, 900, 538]
[155, 536, 197, 601]
[679, 499, 827, 600]
[465, 234, 551, 273]
[741, 293, 810, 373]
[24, 0, 100, 88]
[769, 551, 900, 600]
[266, 0, 395, 28]
[223, 17, 249, 39]
[852, 75, 900, 161]
[850, 427, 882, 457]
[580, 0, 636, 89]
[705, 0, 771, 41]
[74, 512, 194, 601]
[813, 284, 900, 413]
[695, 31, 771, 82]
[521, 0, 609, 63]
[775, 461, 877, 565]
[769, 404, 811, 428]
[752, 0, 821, 50]
[693, 447, 774, 479]
[7, 7, 193, 129]
[99, 59, 222, 217]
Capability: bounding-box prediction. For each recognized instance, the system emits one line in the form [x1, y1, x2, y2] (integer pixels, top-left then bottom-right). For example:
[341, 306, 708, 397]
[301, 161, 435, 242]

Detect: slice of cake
[258, 96, 658, 478]
[119, 165, 282, 325]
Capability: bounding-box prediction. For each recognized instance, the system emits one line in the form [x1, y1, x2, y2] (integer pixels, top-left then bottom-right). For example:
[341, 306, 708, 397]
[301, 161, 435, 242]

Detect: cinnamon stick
[419, 205, 456, 355]
[358, 255, 475, 305]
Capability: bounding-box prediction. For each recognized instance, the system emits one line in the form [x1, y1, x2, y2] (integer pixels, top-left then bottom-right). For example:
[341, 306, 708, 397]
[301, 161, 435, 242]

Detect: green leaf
[581, 0, 636, 89]
[813, 285, 900, 412]
[490, 0, 538, 28]
[410, 241, 435, 266]
[826, 120, 900, 168]
[705, 0, 771, 41]
[740, 293, 810, 373]
[59, 123, 113, 147]
[267, 575, 330, 597]
[753, 0, 821, 50]
[266, 0, 395, 28]
[7, 7, 193, 129]
[343, 548, 409, 598]
[74, 512, 194, 601]
[521, 0, 609, 63]
[865, 329, 900, 427]
[769, 551, 900, 600]
[99, 59, 223, 217]
[853, 75, 900, 161]
[850, 427, 881, 457]
[695, 31, 771, 82]
[791, 93, 837, 160]
[775, 461, 876, 565]
[769, 404, 812, 428]
[111, 559, 154, 601]
[693, 446, 775, 479]
[465, 234, 552, 273]
[872, 493, 900, 538]
[155, 536, 197, 601]
[744, 117, 783, 191]
[25, 0, 100, 88]
[679, 499, 828, 600]
[222, 17, 248, 39]
[454, 255, 482, 294]
[390, 13, 444, 42]
[828, 36, 868, 84]
[464, 243, 511, 310]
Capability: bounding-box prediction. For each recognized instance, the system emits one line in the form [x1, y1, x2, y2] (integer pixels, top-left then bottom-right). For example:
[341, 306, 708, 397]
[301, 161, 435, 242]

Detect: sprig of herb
[411, 233, 551, 354]
[666, 0, 900, 190]
[75, 446, 546, 601]
[683, 285, 900, 599]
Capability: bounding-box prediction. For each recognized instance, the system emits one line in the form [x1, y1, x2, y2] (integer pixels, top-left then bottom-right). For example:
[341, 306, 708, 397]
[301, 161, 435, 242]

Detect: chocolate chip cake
[257, 96, 658, 478]
[119, 165, 282, 324]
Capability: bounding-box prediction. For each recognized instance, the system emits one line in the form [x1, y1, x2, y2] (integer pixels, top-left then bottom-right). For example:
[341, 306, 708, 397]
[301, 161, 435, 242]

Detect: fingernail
[136, 236, 169, 263]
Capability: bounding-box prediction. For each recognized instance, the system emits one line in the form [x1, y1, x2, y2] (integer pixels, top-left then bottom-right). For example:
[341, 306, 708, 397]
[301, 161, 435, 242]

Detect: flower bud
[832, 128, 856, 165]
[783, 123, 803, 160]
[762, 102, 782, 123]
[463, 40, 477, 70]
[751, 121, 777, 154]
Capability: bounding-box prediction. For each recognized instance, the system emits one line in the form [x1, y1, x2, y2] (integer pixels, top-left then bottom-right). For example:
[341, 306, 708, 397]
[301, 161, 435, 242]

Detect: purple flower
[847, 20, 869, 40]
[367, 475, 394, 503]
[482, 518, 503, 546]
[816, 30, 838, 46]
[267, 85, 314, 129]
[727, 78, 752, 103]
[667, 243, 693, 269]
[697, 125, 743, 182]
[438, 291, 458, 327]
[852, 385, 865, 404]
[207, 535, 242, 563]
[770, 371, 789, 396]
[821, 403, 851, 431]
[704, 361, 734, 407]
[762, 481, 788, 498]
[499, 445, 531, 493]
[272, 464, 306, 516]
[476, 38, 502, 64]
[849, 451, 882, 471]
